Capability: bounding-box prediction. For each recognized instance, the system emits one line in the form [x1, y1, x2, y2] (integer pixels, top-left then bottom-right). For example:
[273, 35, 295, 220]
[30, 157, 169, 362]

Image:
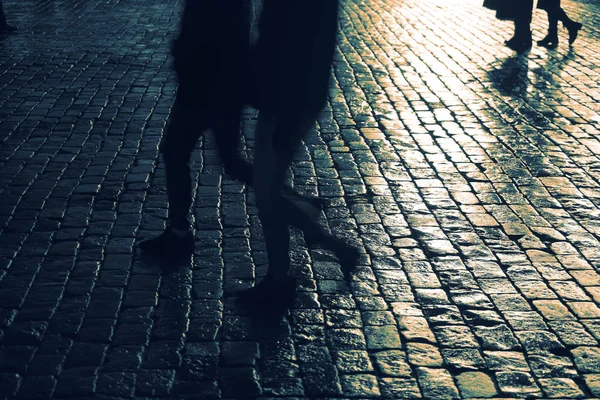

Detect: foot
[306, 232, 361, 272]
[281, 186, 328, 213]
[504, 35, 519, 48]
[505, 32, 532, 53]
[138, 227, 194, 259]
[537, 35, 558, 49]
[566, 22, 582, 45]
[235, 275, 297, 314]
[506, 38, 532, 53]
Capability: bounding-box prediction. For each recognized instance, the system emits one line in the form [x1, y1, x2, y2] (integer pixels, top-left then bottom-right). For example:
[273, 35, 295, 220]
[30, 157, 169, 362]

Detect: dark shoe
[281, 186, 328, 213]
[537, 35, 558, 49]
[566, 22, 582, 45]
[138, 227, 194, 259]
[324, 237, 361, 272]
[504, 35, 519, 48]
[235, 275, 297, 314]
[306, 232, 361, 272]
[505, 31, 532, 53]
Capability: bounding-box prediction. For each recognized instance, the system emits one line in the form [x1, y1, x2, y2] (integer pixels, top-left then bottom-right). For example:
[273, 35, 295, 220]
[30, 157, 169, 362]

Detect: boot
[537, 33, 558, 49]
[506, 32, 532, 53]
[565, 21, 582, 45]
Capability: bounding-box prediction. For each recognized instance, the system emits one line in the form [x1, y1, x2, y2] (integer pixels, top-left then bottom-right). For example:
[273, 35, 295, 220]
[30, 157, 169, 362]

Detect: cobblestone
[1, 0, 600, 398]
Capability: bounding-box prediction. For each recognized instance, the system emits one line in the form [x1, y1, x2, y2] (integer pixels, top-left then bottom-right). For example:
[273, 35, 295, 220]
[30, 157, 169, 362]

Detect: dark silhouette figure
[484, 0, 534, 53]
[537, 0, 582, 48]
[139, 0, 254, 257]
[235, 0, 360, 313]
[139, 0, 348, 266]
[0, 1, 17, 34]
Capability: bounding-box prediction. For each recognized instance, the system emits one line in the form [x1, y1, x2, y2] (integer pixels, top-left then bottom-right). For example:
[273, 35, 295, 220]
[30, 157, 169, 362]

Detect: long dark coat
[249, 0, 339, 114]
[483, 0, 533, 21]
[172, 0, 251, 108]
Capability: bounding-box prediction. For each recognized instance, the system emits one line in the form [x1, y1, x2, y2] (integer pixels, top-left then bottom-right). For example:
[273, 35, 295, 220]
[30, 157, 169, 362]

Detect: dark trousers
[540, 0, 575, 37]
[253, 110, 319, 280]
[163, 91, 328, 245]
[513, 0, 534, 38]
[163, 94, 251, 231]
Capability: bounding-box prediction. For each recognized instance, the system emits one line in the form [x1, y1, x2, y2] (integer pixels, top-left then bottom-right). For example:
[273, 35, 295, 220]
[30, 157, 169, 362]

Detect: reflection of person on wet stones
[138, 0, 348, 265]
[235, 0, 361, 314]
[0, 0, 17, 34]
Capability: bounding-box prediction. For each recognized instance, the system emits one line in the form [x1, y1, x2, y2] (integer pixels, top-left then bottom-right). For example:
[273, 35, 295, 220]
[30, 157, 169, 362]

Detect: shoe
[506, 37, 532, 53]
[537, 35, 558, 49]
[305, 232, 361, 272]
[235, 275, 297, 314]
[504, 35, 519, 48]
[281, 186, 328, 212]
[138, 227, 194, 259]
[505, 31, 532, 53]
[566, 22, 582, 45]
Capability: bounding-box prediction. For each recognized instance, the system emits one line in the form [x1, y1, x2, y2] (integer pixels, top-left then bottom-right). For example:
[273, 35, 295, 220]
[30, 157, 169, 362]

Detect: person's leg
[252, 111, 302, 282]
[212, 106, 329, 230]
[212, 106, 254, 185]
[555, 0, 582, 45]
[506, 0, 533, 52]
[235, 110, 308, 311]
[139, 94, 204, 256]
[538, 0, 559, 47]
[0, 0, 17, 33]
[163, 97, 205, 232]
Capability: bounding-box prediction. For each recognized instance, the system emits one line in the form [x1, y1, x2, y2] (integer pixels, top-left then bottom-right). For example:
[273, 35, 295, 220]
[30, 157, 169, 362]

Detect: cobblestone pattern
[1, 0, 600, 398]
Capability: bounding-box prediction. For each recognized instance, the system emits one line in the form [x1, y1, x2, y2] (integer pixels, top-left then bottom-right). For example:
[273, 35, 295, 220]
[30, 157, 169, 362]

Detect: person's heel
[566, 21, 582, 45]
[537, 34, 558, 49]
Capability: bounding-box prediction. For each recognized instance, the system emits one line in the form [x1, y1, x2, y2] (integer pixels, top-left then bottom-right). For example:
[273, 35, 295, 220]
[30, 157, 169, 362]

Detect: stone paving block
[455, 371, 498, 398]
[538, 377, 585, 398]
[334, 350, 374, 373]
[379, 377, 422, 399]
[405, 342, 443, 367]
[415, 367, 460, 399]
[572, 347, 600, 373]
[495, 371, 541, 397]
[340, 373, 381, 398]
[135, 369, 176, 397]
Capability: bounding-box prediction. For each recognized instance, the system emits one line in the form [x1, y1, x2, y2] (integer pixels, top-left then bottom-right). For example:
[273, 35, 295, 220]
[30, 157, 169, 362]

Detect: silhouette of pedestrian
[235, 0, 360, 313]
[140, 0, 345, 262]
[484, 0, 534, 53]
[0, 0, 17, 34]
[139, 0, 253, 257]
[537, 0, 582, 48]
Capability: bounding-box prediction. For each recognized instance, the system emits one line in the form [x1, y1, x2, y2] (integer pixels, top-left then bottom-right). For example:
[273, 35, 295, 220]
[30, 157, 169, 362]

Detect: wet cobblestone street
[1, 0, 600, 398]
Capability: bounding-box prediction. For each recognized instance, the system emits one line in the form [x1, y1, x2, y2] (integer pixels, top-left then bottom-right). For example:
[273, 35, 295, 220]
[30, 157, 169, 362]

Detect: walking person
[140, 0, 353, 264]
[139, 0, 254, 257]
[235, 0, 360, 313]
[484, 0, 534, 53]
[537, 0, 582, 48]
[0, 0, 17, 34]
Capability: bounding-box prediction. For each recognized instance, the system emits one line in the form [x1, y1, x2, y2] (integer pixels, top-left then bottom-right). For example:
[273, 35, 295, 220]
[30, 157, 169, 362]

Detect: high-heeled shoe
[566, 21, 582, 45]
[537, 34, 558, 49]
